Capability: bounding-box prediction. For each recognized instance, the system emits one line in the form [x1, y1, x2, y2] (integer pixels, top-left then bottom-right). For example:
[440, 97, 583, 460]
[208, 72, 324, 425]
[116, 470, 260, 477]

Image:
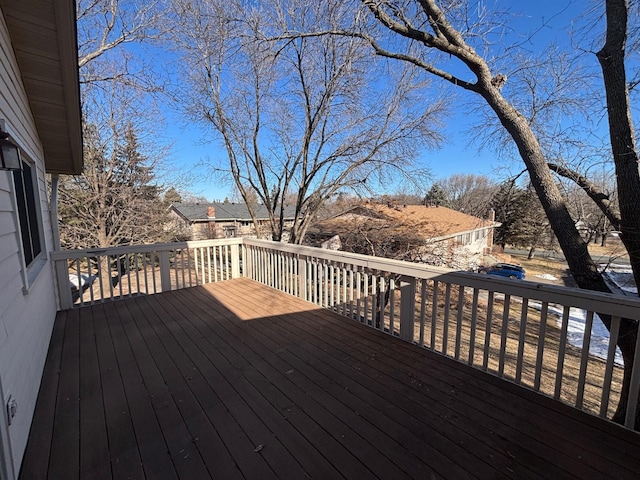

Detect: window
[13, 159, 42, 267]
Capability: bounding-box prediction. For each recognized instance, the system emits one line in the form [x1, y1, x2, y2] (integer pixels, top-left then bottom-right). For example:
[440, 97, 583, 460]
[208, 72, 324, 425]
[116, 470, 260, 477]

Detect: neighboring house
[0, 2, 83, 478]
[169, 202, 297, 241]
[307, 203, 500, 269]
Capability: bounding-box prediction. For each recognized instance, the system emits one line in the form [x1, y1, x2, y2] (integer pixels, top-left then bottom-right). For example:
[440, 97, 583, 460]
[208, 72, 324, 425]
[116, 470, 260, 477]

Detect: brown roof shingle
[315, 204, 496, 240]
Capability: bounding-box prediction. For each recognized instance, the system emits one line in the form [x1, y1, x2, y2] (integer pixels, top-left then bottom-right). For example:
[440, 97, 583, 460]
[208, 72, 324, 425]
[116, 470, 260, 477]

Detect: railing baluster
[329, 265, 336, 309]
[142, 254, 149, 295]
[134, 254, 140, 294]
[108, 255, 115, 299]
[600, 315, 621, 418]
[498, 295, 511, 376]
[554, 306, 571, 400]
[364, 272, 370, 323]
[442, 284, 451, 356]
[283, 252, 288, 293]
[348, 269, 354, 319]
[454, 285, 464, 361]
[482, 291, 495, 371]
[193, 247, 199, 285]
[399, 277, 415, 343]
[215, 246, 221, 282]
[123, 255, 130, 296]
[418, 280, 427, 347]
[205, 246, 210, 283]
[323, 263, 329, 307]
[342, 266, 348, 316]
[269, 250, 274, 288]
[534, 302, 549, 391]
[151, 252, 158, 293]
[430, 280, 439, 349]
[87, 256, 95, 304]
[377, 276, 384, 331]
[370, 274, 377, 327]
[389, 277, 396, 335]
[468, 288, 480, 366]
[283, 253, 288, 293]
[74, 258, 83, 306]
[356, 270, 362, 322]
[96, 255, 105, 300]
[515, 298, 529, 383]
[576, 311, 595, 409]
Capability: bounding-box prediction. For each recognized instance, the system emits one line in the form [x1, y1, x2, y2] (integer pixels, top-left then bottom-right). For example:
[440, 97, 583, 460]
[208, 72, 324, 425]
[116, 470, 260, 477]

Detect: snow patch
[529, 301, 623, 366]
[535, 273, 557, 281]
[601, 264, 637, 294]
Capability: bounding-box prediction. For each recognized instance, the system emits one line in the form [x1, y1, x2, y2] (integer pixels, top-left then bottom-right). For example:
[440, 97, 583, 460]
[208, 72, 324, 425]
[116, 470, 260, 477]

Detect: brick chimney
[207, 206, 216, 218]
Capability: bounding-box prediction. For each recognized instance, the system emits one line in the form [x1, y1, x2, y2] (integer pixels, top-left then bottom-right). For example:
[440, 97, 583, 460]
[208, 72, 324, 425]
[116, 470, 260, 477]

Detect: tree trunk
[595, 0, 640, 428]
[480, 82, 639, 428]
[597, 0, 640, 291]
[527, 246, 536, 260]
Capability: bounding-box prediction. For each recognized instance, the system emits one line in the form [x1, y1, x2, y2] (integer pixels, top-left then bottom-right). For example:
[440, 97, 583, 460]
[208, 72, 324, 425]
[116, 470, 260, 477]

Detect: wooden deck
[20, 278, 640, 480]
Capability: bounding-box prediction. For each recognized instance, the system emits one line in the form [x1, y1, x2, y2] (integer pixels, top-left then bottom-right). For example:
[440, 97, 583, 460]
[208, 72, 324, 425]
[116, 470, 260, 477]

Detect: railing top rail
[244, 238, 640, 319]
[51, 238, 243, 260]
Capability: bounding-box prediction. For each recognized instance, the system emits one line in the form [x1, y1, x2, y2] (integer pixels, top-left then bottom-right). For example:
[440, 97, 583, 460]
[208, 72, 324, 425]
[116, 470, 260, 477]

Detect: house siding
[0, 11, 58, 477]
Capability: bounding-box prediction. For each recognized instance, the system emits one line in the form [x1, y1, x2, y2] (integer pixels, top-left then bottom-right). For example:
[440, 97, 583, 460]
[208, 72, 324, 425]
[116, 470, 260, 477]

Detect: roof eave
[1, 0, 83, 175]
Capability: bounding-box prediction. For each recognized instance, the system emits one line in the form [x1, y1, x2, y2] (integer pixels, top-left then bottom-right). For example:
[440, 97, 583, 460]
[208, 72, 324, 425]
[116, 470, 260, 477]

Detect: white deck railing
[52, 238, 640, 429]
[51, 238, 242, 310]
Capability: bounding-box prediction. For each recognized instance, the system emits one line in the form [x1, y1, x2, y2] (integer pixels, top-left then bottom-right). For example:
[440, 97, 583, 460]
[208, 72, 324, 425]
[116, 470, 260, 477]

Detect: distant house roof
[170, 202, 297, 223]
[313, 203, 498, 241]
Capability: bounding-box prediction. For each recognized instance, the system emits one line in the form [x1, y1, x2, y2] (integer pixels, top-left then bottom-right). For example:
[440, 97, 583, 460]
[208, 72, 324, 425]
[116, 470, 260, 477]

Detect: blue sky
[159, 0, 614, 201]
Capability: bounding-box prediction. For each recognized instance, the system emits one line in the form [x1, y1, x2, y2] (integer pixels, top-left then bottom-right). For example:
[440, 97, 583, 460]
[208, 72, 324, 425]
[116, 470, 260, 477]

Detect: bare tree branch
[548, 162, 621, 229]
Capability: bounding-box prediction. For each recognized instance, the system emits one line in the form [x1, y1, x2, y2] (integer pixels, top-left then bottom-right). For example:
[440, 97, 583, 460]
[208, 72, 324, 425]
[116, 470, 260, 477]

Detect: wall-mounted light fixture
[0, 120, 21, 171]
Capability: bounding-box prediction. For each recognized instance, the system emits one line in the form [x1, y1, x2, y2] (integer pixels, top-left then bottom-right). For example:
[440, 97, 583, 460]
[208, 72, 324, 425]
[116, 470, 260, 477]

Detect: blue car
[479, 263, 526, 280]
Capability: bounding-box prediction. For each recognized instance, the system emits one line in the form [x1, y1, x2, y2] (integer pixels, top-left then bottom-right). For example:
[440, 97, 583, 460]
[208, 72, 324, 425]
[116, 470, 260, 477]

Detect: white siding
[0, 12, 58, 477]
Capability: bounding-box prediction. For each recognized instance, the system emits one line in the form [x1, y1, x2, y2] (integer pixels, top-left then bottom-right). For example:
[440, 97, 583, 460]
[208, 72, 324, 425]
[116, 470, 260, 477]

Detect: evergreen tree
[492, 182, 555, 257]
[59, 121, 170, 249]
[423, 183, 448, 207]
[164, 187, 183, 205]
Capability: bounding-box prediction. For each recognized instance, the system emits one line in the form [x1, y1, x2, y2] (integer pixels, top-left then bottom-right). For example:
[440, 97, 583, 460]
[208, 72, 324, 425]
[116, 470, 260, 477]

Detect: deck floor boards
[20, 278, 640, 480]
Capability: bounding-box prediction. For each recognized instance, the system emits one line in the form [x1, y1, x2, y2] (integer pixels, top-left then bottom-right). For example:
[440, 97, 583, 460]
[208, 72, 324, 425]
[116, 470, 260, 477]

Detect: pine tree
[59, 122, 170, 249]
[492, 182, 555, 256]
[423, 183, 448, 207]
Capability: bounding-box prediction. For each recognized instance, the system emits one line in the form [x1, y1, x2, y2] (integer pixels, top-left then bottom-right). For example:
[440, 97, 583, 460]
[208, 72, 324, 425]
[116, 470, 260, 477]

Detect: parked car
[479, 263, 526, 280]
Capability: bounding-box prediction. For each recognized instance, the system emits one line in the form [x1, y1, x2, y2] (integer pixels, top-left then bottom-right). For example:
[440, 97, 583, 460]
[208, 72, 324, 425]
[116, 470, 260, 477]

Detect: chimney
[207, 206, 216, 218]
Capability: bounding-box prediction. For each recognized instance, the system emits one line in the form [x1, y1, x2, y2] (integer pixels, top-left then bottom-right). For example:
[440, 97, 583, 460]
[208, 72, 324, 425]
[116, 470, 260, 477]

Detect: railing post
[400, 276, 416, 342]
[54, 258, 74, 310]
[159, 251, 172, 292]
[241, 243, 249, 278]
[230, 243, 240, 279]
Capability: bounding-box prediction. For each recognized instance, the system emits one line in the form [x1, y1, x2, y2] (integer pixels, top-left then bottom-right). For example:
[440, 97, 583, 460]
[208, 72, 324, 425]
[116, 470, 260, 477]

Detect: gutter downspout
[49, 174, 63, 311]
[50, 174, 61, 251]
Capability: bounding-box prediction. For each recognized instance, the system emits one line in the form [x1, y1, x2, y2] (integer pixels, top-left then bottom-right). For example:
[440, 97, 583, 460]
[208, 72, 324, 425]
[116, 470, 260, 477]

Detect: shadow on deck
[20, 278, 640, 479]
